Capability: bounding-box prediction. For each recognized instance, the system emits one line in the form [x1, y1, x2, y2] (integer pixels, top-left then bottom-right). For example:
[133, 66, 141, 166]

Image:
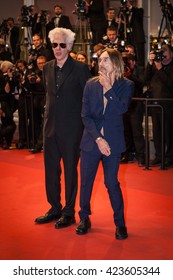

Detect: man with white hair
[35, 28, 90, 227]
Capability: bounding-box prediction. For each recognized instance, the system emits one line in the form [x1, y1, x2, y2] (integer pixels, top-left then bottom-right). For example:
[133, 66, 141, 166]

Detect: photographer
[15, 59, 32, 149]
[28, 56, 47, 154]
[102, 26, 120, 49]
[0, 60, 16, 149]
[28, 33, 54, 69]
[51, 5, 73, 30]
[0, 60, 16, 108]
[86, 0, 106, 45]
[105, 7, 119, 31]
[0, 101, 16, 149]
[144, 44, 173, 168]
[121, 53, 145, 166]
[0, 38, 13, 62]
[118, 0, 145, 66]
[6, 17, 20, 62]
[160, 0, 173, 30]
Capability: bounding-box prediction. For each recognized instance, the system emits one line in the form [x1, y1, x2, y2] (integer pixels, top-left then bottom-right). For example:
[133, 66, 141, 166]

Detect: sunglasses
[51, 42, 67, 49]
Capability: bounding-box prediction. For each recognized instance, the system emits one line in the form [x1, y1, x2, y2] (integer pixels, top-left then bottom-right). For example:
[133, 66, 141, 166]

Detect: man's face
[37, 58, 46, 71]
[162, 49, 173, 65]
[52, 34, 70, 65]
[17, 62, 26, 72]
[77, 54, 87, 63]
[32, 35, 42, 49]
[98, 51, 114, 75]
[107, 10, 115, 20]
[55, 6, 62, 15]
[107, 30, 117, 42]
[7, 20, 13, 29]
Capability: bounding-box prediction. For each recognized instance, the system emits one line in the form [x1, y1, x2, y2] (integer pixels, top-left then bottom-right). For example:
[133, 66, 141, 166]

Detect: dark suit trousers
[44, 135, 80, 216]
[79, 150, 125, 227]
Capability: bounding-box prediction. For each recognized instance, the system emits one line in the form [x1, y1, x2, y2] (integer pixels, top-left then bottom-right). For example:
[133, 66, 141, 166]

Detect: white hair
[0, 60, 14, 70]
[48, 27, 76, 45]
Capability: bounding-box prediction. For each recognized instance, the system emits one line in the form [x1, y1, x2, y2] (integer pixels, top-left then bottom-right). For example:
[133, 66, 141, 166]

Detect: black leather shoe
[165, 160, 173, 169]
[150, 158, 161, 166]
[120, 155, 129, 164]
[29, 147, 42, 154]
[16, 142, 26, 149]
[116, 226, 128, 240]
[35, 212, 61, 224]
[55, 215, 75, 229]
[138, 158, 145, 167]
[76, 218, 91, 235]
[120, 153, 135, 164]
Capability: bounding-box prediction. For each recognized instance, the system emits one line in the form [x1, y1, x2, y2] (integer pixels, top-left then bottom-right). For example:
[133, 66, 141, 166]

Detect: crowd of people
[1, 0, 173, 238]
[0, 1, 173, 164]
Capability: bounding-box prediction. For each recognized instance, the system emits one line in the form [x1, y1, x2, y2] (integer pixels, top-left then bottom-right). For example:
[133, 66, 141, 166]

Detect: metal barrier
[23, 91, 45, 149]
[22, 94, 172, 170]
[133, 98, 173, 170]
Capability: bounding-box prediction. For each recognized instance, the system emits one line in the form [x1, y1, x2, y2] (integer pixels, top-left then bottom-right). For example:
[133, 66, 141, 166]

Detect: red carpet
[0, 149, 173, 260]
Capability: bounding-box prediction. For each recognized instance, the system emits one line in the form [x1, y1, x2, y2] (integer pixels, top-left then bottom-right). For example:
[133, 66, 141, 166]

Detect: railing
[133, 98, 173, 170]
[21, 93, 172, 170]
[23, 91, 45, 149]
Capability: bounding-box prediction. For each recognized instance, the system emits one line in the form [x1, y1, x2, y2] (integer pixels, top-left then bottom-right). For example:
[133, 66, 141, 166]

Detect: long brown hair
[100, 48, 124, 80]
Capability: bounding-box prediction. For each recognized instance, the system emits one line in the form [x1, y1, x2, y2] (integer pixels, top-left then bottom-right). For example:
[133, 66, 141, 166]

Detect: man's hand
[96, 137, 111, 156]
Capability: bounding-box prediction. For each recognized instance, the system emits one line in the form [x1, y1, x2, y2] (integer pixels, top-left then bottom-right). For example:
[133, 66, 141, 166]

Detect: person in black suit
[6, 17, 20, 62]
[105, 7, 118, 32]
[86, 0, 106, 45]
[50, 5, 73, 30]
[125, 0, 145, 66]
[35, 27, 90, 226]
[75, 48, 134, 239]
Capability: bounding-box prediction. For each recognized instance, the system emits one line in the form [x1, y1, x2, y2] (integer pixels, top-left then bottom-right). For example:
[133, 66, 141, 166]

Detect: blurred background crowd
[0, 0, 173, 168]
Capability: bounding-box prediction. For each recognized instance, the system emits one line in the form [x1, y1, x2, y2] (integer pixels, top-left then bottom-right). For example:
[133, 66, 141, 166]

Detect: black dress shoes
[120, 153, 136, 164]
[55, 215, 76, 229]
[165, 160, 173, 169]
[35, 212, 61, 224]
[16, 142, 26, 149]
[138, 157, 145, 167]
[76, 218, 91, 235]
[150, 158, 161, 166]
[115, 226, 128, 240]
[29, 147, 42, 154]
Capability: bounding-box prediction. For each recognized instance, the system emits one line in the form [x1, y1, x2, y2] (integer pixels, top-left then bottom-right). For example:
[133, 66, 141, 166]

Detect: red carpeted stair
[0, 149, 173, 260]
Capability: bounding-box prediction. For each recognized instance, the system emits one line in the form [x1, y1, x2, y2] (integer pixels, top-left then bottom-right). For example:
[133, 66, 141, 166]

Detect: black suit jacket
[43, 56, 90, 138]
[9, 26, 20, 61]
[127, 7, 145, 44]
[51, 15, 73, 30]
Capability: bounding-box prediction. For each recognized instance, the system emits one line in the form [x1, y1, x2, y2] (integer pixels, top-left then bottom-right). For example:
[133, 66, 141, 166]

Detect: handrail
[132, 97, 173, 170]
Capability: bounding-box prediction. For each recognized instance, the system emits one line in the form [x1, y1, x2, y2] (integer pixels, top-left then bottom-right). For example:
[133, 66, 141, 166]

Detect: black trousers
[44, 134, 81, 216]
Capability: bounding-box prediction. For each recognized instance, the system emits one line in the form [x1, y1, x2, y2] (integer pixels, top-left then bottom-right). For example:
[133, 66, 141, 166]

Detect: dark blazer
[51, 15, 73, 30]
[43, 56, 91, 138]
[80, 77, 134, 154]
[9, 26, 20, 61]
[127, 7, 145, 44]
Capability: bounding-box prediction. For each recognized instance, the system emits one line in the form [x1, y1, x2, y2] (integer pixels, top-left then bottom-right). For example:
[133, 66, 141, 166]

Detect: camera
[13, 69, 22, 82]
[3, 72, 11, 82]
[120, 0, 128, 12]
[121, 0, 127, 5]
[106, 42, 117, 49]
[73, 0, 87, 18]
[28, 45, 37, 57]
[106, 40, 126, 52]
[39, 10, 48, 25]
[154, 50, 165, 62]
[21, 5, 30, 26]
[150, 41, 165, 62]
[160, 0, 167, 6]
[29, 72, 37, 84]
